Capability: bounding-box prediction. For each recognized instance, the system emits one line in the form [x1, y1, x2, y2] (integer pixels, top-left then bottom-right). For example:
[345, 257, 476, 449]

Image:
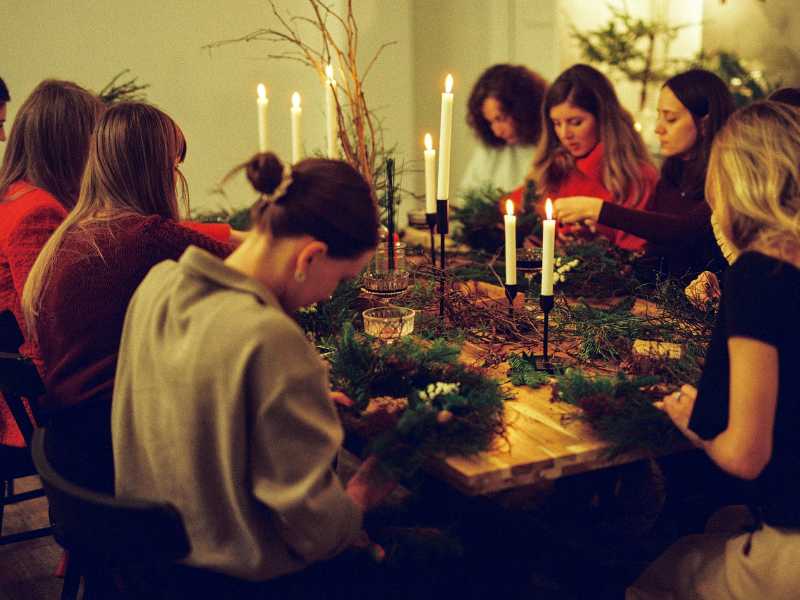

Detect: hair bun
[246, 152, 284, 195]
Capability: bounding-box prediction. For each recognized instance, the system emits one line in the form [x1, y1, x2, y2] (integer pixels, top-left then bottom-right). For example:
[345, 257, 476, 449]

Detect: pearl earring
[294, 271, 307, 283]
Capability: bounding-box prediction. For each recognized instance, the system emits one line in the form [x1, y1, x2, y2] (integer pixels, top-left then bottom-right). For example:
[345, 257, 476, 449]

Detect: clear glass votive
[363, 242, 408, 294]
[362, 306, 415, 340]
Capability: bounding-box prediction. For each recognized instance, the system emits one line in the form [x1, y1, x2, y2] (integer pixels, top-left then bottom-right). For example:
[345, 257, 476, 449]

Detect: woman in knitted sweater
[22, 102, 234, 492]
[0, 79, 105, 447]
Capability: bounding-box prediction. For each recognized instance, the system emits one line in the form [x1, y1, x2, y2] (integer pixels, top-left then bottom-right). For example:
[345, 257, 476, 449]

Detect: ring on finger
[672, 391, 682, 400]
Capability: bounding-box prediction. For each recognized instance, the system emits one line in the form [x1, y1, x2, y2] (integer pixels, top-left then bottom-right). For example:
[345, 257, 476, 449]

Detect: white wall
[1, 0, 414, 217]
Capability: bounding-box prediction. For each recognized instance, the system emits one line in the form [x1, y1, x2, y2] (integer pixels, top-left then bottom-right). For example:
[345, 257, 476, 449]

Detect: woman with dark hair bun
[554, 69, 736, 280]
[111, 152, 397, 596]
[534, 64, 659, 252]
[460, 64, 548, 197]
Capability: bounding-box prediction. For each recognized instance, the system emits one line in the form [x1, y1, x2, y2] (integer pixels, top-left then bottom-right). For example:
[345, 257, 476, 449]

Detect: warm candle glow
[506, 200, 514, 217]
[546, 198, 553, 220]
[425, 133, 432, 151]
[445, 74, 453, 94]
[326, 64, 334, 83]
[257, 84, 266, 100]
[292, 92, 300, 108]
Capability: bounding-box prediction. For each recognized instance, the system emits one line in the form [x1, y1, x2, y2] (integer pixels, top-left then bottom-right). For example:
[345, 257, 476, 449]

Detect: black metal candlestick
[426, 212, 437, 264]
[386, 159, 395, 270]
[437, 199, 449, 318]
[537, 294, 555, 372]
[504, 283, 518, 315]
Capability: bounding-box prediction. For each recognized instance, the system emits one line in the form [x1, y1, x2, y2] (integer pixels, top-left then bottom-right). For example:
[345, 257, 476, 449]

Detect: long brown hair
[0, 79, 104, 209]
[23, 102, 188, 338]
[533, 64, 655, 206]
[242, 153, 379, 259]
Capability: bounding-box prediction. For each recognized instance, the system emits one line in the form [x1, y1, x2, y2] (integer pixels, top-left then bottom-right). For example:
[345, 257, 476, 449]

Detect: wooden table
[427, 341, 685, 497]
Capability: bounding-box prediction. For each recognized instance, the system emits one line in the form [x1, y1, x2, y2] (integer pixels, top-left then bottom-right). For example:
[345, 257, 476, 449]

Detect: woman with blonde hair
[22, 101, 233, 493]
[627, 100, 800, 599]
[0, 79, 104, 447]
[533, 64, 658, 251]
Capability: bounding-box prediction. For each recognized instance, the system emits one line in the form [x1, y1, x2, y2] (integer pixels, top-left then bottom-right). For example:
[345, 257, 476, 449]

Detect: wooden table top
[427, 341, 686, 497]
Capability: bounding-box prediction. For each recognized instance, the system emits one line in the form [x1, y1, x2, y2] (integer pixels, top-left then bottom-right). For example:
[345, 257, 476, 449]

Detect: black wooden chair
[0, 309, 51, 545]
[31, 425, 192, 599]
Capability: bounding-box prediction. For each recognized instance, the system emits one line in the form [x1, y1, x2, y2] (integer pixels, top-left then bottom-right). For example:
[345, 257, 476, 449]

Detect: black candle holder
[504, 283, 518, 315]
[536, 294, 557, 372]
[426, 212, 437, 265]
[437, 199, 449, 319]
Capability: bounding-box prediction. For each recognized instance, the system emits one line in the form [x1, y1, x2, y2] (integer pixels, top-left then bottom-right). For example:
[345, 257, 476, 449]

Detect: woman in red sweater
[553, 70, 736, 281]
[532, 64, 659, 252]
[22, 102, 234, 492]
[0, 79, 105, 447]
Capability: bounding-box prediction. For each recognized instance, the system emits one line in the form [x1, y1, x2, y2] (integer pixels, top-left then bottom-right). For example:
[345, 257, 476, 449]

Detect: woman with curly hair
[459, 64, 548, 199]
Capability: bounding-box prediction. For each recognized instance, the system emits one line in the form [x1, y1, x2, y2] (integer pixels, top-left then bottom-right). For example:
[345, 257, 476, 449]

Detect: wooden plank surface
[427, 340, 679, 496]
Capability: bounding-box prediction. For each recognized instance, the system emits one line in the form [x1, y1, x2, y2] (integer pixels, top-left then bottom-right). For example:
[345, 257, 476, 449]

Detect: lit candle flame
[326, 64, 334, 83]
[506, 199, 514, 217]
[257, 84, 266, 100]
[546, 198, 553, 220]
[292, 92, 300, 108]
[425, 133, 432, 151]
[445, 74, 453, 94]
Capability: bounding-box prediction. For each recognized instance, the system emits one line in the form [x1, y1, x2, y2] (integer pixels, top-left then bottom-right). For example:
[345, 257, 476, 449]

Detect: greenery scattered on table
[297, 278, 365, 342]
[552, 238, 640, 299]
[553, 369, 683, 459]
[559, 296, 645, 363]
[453, 181, 541, 255]
[506, 352, 552, 388]
[327, 324, 510, 478]
[192, 205, 253, 231]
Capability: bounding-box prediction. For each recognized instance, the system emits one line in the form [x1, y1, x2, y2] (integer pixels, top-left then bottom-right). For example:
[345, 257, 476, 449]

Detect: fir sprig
[554, 369, 683, 458]
[507, 352, 552, 388]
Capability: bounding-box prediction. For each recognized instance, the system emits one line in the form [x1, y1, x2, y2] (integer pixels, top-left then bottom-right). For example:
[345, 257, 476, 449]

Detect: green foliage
[453, 181, 541, 254]
[298, 278, 364, 343]
[554, 369, 682, 458]
[507, 352, 552, 388]
[571, 4, 689, 109]
[688, 49, 778, 108]
[561, 296, 644, 362]
[553, 238, 639, 299]
[192, 205, 253, 231]
[328, 324, 510, 477]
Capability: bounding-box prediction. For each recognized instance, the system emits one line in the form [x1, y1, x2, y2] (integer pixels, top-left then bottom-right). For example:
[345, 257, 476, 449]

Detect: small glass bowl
[362, 269, 409, 294]
[516, 247, 543, 271]
[363, 307, 415, 339]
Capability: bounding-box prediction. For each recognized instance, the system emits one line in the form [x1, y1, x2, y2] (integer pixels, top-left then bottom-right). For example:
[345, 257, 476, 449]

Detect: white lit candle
[436, 74, 454, 201]
[325, 65, 338, 159]
[291, 92, 302, 163]
[505, 200, 517, 285]
[542, 198, 556, 295]
[424, 134, 436, 214]
[257, 84, 268, 153]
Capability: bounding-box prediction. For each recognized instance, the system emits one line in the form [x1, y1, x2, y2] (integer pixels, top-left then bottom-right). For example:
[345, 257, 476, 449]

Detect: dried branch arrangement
[205, 0, 395, 187]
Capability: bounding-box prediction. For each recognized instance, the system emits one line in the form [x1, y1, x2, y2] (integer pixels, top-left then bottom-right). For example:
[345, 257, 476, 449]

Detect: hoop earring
[294, 271, 307, 283]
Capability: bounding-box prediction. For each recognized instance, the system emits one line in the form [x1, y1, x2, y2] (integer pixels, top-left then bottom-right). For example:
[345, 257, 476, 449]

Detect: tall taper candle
[257, 84, 268, 153]
[325, 65, 337, 159]
[436, 74, 454, 200]
[291, 92, 302, 163]
[504, 200, 517, 285]
[424, 134, 436, 214]
[541, 198, 556, 295]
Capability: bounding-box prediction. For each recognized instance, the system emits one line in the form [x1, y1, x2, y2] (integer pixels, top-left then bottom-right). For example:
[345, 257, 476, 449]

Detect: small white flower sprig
[554, 256, 580, 284]
[419, 382, 461, 404]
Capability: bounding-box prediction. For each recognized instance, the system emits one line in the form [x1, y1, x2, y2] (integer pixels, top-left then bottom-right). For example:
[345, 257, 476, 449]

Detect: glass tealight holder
[362, 306, 415, 340]
[362, 242, 408, 295]
[516, 247, 543, 302]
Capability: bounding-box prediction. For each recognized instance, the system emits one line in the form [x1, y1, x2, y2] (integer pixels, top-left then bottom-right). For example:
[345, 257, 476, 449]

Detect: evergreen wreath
[326, 324, 510, 478]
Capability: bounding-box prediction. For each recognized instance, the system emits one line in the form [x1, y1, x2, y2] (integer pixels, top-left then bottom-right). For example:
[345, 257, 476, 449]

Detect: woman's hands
[552, 196, 604, 225]
[346, 455, 398, 512]
[685, 271, 721, 309]
[653, 384, 704, 449]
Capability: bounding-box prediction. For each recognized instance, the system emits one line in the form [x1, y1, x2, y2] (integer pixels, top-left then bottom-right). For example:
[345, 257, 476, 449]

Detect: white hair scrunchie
[265, 162, 293, 203]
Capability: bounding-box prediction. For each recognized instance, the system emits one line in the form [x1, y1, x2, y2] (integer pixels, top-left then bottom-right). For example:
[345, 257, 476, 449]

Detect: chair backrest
[0, 310, 48, 445]
[31, 426, 191, 562]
